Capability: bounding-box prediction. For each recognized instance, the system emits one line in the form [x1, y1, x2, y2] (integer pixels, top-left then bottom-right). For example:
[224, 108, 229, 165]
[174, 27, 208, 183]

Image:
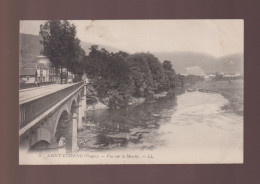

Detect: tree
[215, 72, 224, 81]
[82, 47, 182, 108]
[39, 20, 84, 83]
[126, 53, 170, 95]
[162, 60, 177, 89]
[126, 53, 154, 96]
[146, 54, 166, 92]
[162, 60, 174, 71]
[83, 46, 134, 107]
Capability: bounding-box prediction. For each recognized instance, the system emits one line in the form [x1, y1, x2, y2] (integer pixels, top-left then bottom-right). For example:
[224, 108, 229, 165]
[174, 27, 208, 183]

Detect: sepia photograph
[19, 20, 244, 165]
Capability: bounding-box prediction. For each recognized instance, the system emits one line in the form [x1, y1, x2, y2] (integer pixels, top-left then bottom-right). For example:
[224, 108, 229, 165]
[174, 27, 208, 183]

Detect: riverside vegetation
[38, 20, 214, 110]
[39, 21, 185, 109]
[83, 46, 185, 109]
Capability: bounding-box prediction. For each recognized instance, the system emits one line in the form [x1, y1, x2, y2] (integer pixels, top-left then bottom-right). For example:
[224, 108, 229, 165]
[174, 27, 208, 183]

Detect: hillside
[80, 41, 120, 55]
[19, 33, 120, 66]
[19, 33, 243, 74]
[19, 33, 43, 66]
[217, 53, 244, 73]
[153, 52, 216, 74]
[153, 51, 243, 74]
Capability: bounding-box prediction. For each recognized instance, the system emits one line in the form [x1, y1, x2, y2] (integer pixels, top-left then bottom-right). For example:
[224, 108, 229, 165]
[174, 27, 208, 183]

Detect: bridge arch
[70, 99, 77, 113]
[77, 94, 80, 103]
[30, 127, 52, 150]
[19, 82, 86, 152]
[70, 95, 79, 111]
[53, 105, 70, 138]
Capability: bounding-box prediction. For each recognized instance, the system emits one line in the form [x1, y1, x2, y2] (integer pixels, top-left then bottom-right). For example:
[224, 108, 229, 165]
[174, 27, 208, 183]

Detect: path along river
[76, 90, 243, 163]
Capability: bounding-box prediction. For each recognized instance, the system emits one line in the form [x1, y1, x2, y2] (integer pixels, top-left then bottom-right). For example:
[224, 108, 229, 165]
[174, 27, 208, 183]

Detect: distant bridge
[19, 82, 87, 151]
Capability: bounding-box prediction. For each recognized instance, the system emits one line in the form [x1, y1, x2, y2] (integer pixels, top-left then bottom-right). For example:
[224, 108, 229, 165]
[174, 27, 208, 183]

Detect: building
[20, 67, 37, 83]
[184, 66, 206, 76]
[20, 56, 57, 83]
[204, 74, 216, 81]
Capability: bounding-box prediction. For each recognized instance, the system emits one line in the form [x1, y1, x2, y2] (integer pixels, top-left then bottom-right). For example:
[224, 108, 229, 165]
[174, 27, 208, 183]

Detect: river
[76, 90, 243, 163]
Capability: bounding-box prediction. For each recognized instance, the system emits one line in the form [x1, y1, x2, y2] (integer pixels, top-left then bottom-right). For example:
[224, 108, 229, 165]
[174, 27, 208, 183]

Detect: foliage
[162, 60, 177, 89]
[175, 74, 185, 87]
[39, 20, 85, 82]
[85, 85, 98, 105]
[37, 21, 186, 108]
[162, 60, 173, 71]
[83, 46, 134, 108]
[184, 75, 204, 85]
[83, 46, 182, 108]
[214, 72, 224, 81]
[107, 90, 131, 109]
[126, 53, 155, 96]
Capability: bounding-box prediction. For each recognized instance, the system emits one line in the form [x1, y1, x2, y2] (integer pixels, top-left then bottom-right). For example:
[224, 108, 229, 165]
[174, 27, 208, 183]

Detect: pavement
[19, 83, 75, 104]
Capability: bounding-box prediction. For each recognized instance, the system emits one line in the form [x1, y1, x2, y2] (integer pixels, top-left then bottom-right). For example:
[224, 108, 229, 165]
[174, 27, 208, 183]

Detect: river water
[77, 90, 243, 163]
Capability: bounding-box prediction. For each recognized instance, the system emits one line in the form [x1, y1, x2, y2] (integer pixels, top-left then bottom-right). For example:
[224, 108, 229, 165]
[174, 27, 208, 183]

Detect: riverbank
[191, 79, 243, 115]
[86, 87, 184, 110]
[80, 84, 243, 163]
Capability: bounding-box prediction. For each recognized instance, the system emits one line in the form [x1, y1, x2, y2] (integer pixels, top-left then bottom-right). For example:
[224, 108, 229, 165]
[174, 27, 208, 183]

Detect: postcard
[19, 20, 243, 164]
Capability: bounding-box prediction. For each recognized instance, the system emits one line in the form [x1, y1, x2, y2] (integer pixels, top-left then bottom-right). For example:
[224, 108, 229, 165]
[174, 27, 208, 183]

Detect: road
[19, 84, 75, 104]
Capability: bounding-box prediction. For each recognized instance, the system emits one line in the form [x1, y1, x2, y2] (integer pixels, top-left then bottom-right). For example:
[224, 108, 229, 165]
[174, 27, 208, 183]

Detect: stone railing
[19, 82, 84, 129]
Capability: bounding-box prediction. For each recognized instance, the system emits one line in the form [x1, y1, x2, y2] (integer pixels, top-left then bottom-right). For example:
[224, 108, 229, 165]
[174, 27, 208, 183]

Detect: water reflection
[78, 90, 243, 161]
[78, 96, 177, 151]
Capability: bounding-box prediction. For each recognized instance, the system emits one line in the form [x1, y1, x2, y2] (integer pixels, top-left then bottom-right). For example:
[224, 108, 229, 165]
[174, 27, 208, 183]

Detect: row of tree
[39, 20, 184, 108]
[83, 46, 182, 108]
[40, 20, 85, 83]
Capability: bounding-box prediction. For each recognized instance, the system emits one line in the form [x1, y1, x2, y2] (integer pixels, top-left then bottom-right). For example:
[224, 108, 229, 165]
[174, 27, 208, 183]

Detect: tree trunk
[67, 69, 68, 84]
[56, 68, 59, 83]
[60, 66, 62, 84]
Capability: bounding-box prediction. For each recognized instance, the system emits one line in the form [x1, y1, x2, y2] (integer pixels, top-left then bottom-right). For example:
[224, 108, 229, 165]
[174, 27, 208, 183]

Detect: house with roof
[20, 56, 57, 84]
[20, 67, 37, 83]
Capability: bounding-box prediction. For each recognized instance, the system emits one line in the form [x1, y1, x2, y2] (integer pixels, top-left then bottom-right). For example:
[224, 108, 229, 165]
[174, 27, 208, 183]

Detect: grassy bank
[191, 79, 244, 115]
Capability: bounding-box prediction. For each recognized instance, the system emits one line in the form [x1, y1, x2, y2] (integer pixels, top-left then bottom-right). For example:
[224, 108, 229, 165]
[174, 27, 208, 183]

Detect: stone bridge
[19, 82, 87, 151]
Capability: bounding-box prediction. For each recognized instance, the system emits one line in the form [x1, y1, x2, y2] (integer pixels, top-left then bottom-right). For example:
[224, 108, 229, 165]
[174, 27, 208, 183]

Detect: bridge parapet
[19, 82, 84, 129]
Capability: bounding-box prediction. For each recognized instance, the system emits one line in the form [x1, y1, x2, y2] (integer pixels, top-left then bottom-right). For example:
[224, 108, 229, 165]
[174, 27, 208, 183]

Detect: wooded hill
[19, 33, 243, 74]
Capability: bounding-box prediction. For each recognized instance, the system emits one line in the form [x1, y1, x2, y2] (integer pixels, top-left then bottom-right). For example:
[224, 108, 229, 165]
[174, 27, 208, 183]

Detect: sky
[20, 20, 243, 57]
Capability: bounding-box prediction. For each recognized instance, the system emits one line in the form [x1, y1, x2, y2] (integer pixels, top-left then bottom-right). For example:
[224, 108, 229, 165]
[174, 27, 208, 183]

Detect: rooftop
[20, 68, 37, 76]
